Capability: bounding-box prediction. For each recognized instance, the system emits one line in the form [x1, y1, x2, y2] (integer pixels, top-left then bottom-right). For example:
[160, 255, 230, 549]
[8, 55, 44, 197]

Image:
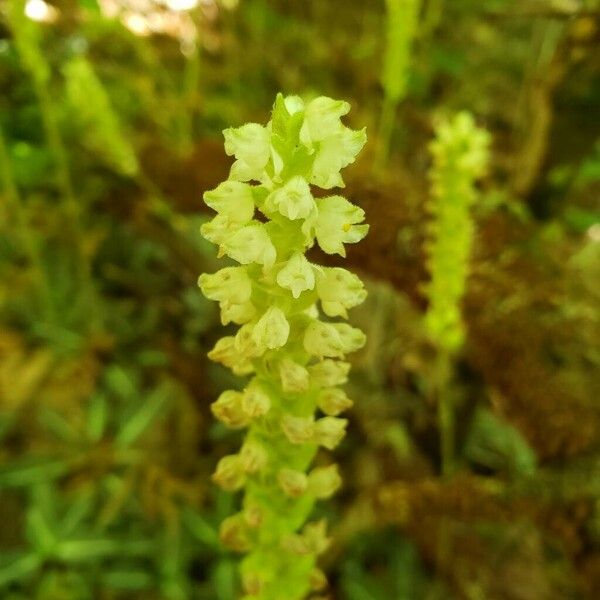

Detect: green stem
[375, 94, 398, 169]
[435, 352, 454, 477]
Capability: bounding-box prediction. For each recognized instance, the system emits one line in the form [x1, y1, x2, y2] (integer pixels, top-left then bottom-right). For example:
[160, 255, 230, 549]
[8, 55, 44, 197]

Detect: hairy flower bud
[313, 417, 348, 450]
[307, 360, 351, 387]
[278, 358, 310, 393]
[220, 514, 252, 553]
[303, 320, 345, 358]
[281, 414, 315, 444]
[308, 464, 342, 499]
[211, 390, 249, 429]
[213, 455, 246, 491]
[316, 387, 353, 416]
[241, 381, 271, 418]
[278, 468, 308, 497]
[240, 440, 268, 473]
[252, 307, 290, 350]
[208, 336, 254, 375]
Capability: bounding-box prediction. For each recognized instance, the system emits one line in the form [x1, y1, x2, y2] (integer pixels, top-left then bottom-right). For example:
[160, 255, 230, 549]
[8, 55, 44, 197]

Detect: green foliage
[464, 407, 537, 477]
[424, 111, 490, 353]
[63, 56, 139, 176]
[199, 94, 368, 599]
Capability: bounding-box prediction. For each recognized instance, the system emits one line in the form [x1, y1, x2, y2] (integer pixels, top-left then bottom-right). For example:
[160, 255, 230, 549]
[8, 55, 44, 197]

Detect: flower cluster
[199, 94, 368, 600]
[424, 111, 490, 352]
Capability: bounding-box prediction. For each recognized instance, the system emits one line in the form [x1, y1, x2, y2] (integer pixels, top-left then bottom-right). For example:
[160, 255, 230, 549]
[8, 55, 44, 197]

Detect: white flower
[300, 96, 350, 146]
[203, 180, 255, 222]
[265, 176, 315, 220]
[310, 127, 367, 189]
[198, 266, 252, 305]
[316, 267, 367, 317]
[223, 123, 271, 180]
[251, 306, 290, 349]
[309, 195, 369, 257]
[220, 224, 277, 267]
[276, 253, 316, 299]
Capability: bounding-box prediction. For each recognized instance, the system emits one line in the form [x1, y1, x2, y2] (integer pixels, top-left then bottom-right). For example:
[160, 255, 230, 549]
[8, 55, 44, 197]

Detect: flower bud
[240, 440, 268, 474]
[221, 224, 277, 268]
[220, 514, 252, 552]
[302, 520, 331, 555]
[235, 323, 266, 358]
[201, 214, 242, 245]
[281, 415, 315, 444]
[331, 323, 366, 354]
[243, 505, 264, 529]
[308, 464, 342, 499]
[252, 307, 290, 350]
[278, 358, 310, 393]
[241, 382, 271, 418]
[220, 300, 256, 326]
[213, 455, 246, 491]
[204, 181, 255, 222]
[198, 266, 253, 305]
[312, 195, 368, 257]
[278, 468, 308, 497]
[316, 267, 366, 318]
[211, 390, 249, 429]
[307, 360, 351, 387]
[316, 387, 353, 416]
[265, 176, 315, 220]
[242, 572, 263, 596]
[313, 417, 347, 450]
[276, 253, 316, 299]
[303, 321, 345, 358]
[309, 568, 328, 592]
[208, 336, 254, 376]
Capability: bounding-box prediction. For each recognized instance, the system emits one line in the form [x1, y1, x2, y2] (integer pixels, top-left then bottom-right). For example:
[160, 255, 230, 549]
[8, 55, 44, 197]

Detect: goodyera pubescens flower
[199, 94, 368, 600]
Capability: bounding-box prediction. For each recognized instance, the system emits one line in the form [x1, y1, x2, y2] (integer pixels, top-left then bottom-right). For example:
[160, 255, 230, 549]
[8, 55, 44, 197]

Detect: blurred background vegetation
[0, 0, 599, 598]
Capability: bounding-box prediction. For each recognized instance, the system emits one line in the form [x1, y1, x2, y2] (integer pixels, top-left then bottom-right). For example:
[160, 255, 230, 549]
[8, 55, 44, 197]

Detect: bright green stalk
[63, 56, 139, 177]
[376, 0, 421, 167]
[424, 112, 490, 475]
[199, 94, 368, 599]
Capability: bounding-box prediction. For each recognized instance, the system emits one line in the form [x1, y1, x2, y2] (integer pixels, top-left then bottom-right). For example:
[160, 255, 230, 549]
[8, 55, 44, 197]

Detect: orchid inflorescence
[198, 93, 368, 600]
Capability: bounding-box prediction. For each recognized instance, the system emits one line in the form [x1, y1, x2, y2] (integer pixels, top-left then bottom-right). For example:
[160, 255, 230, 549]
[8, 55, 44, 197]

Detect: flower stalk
[199, 94, 368, 599]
